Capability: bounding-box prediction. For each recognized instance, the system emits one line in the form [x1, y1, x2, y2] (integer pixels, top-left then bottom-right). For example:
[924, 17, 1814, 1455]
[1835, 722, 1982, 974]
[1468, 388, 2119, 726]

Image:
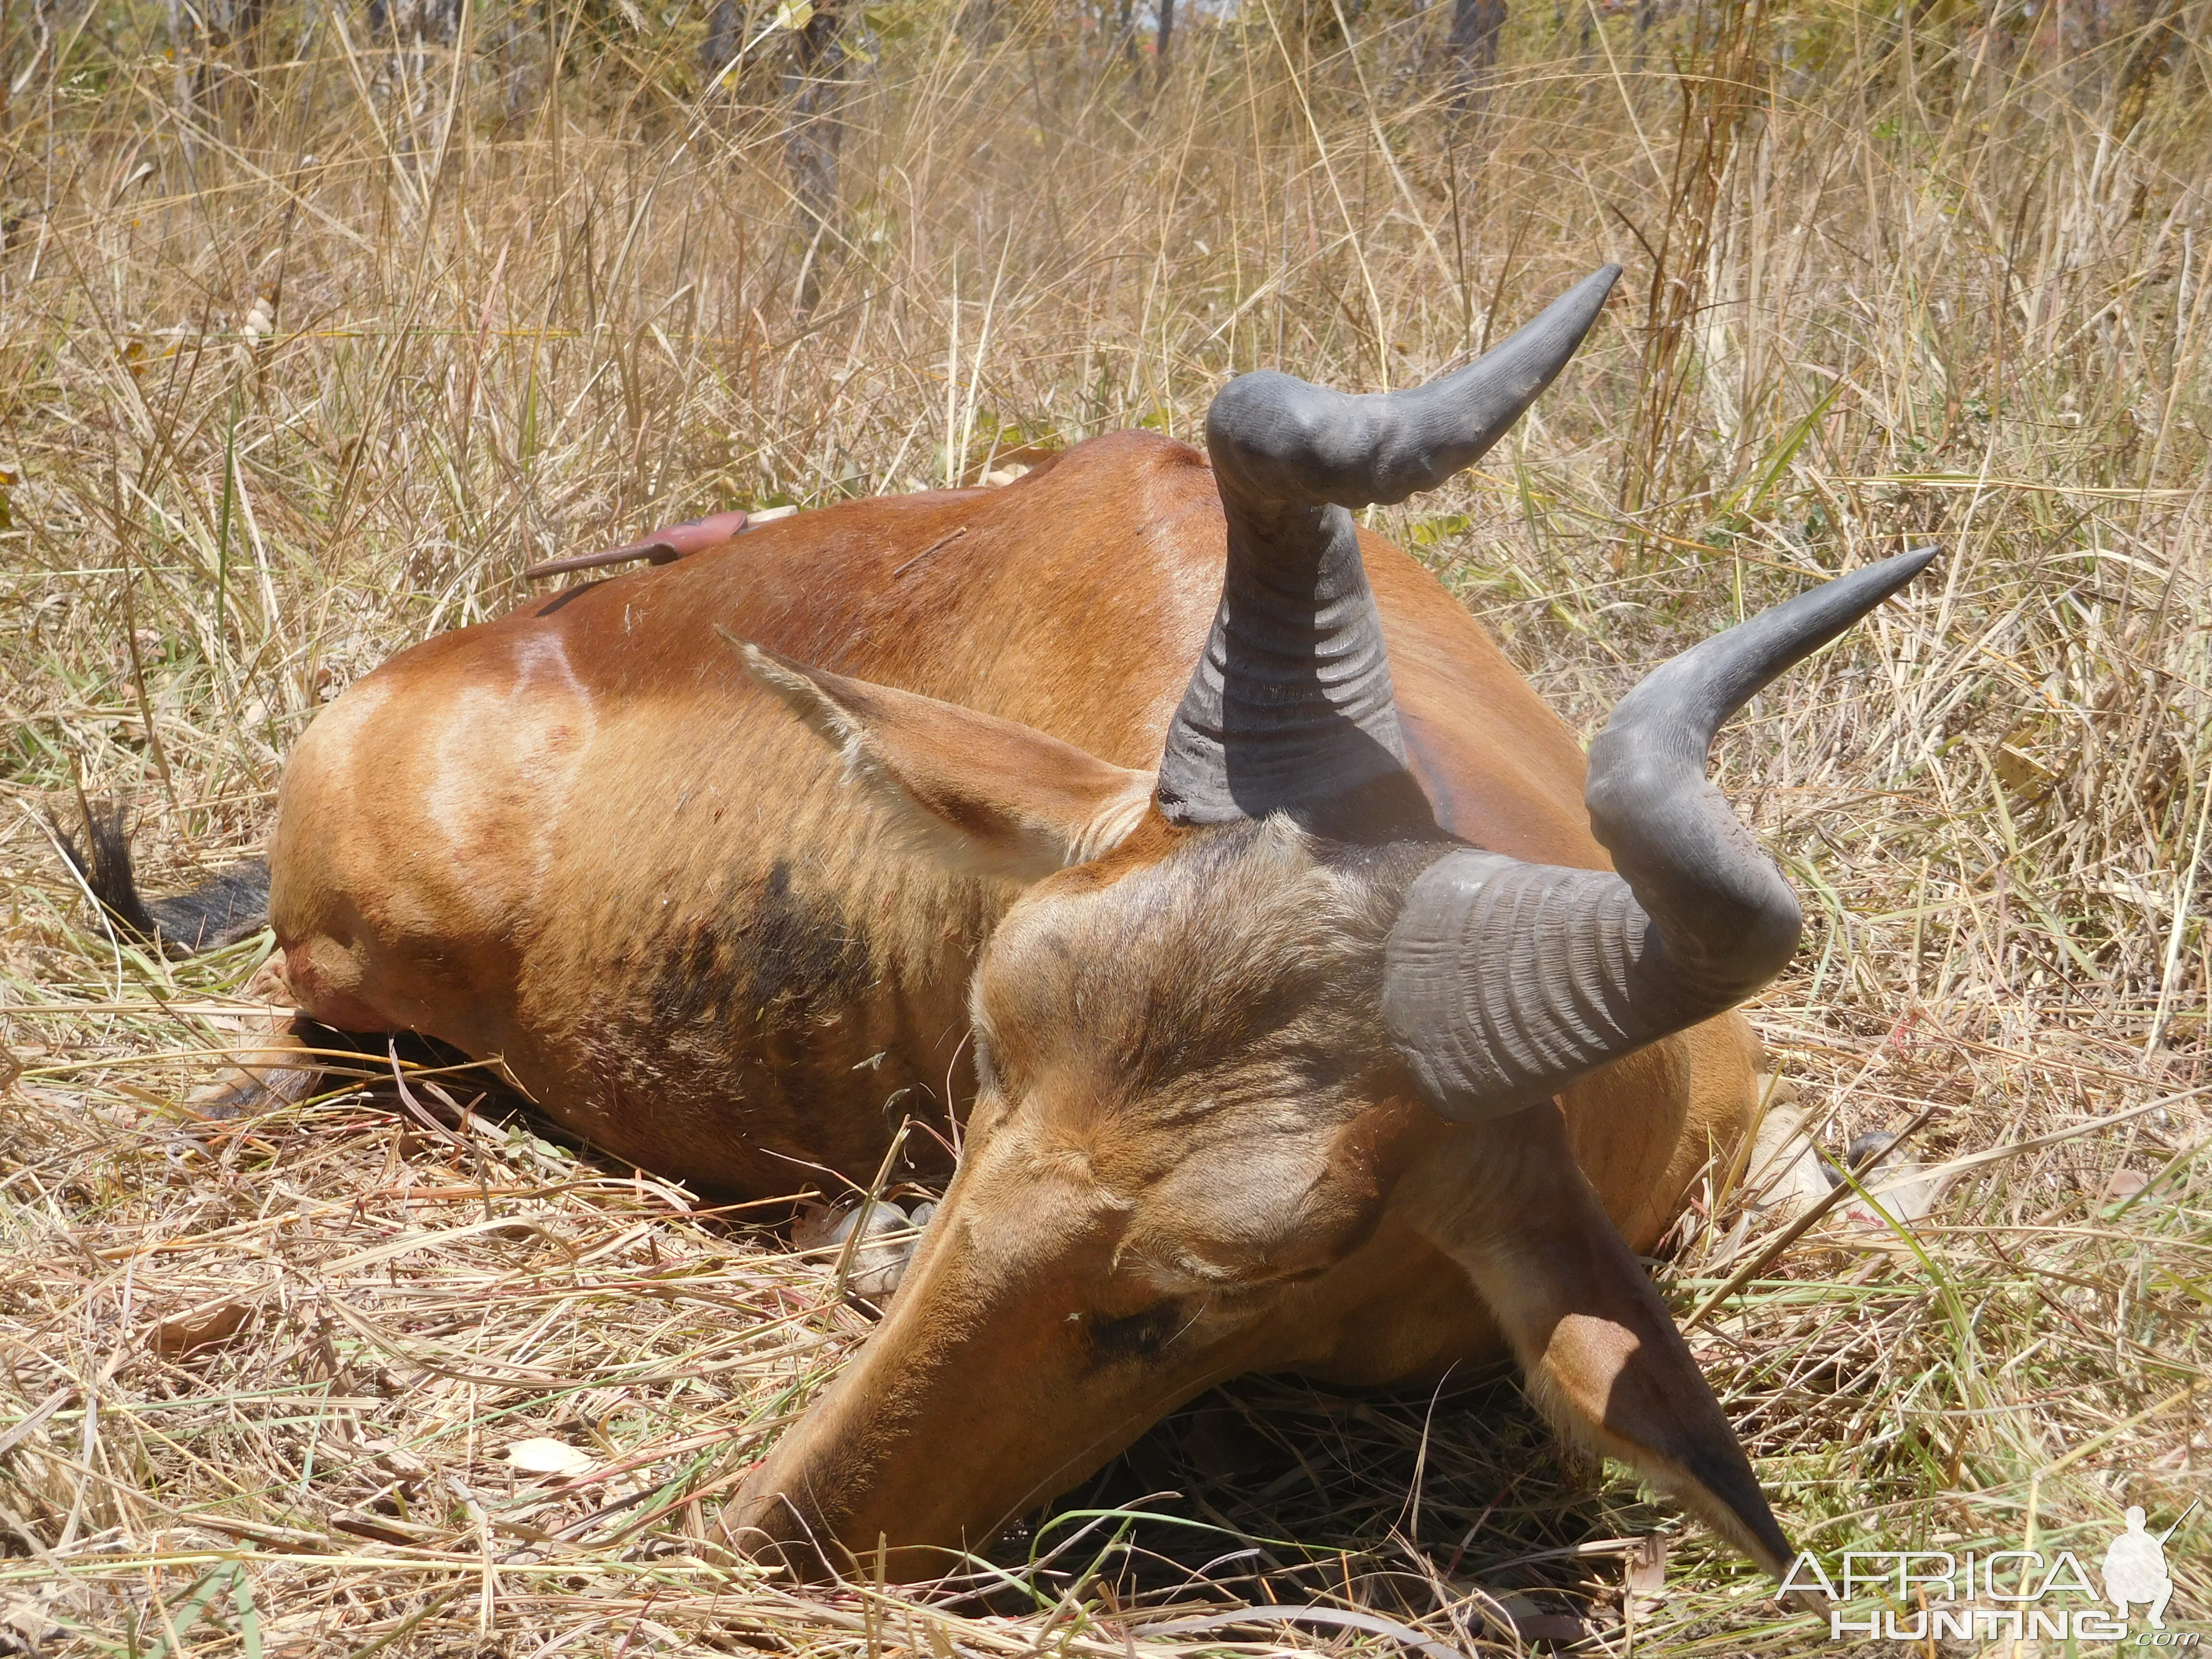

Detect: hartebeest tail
[57, 805, 271, 955]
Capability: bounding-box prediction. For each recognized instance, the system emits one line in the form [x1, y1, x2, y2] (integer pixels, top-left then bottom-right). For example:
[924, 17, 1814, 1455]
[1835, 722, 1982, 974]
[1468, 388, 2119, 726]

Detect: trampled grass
[0, 0, 2207, 1650]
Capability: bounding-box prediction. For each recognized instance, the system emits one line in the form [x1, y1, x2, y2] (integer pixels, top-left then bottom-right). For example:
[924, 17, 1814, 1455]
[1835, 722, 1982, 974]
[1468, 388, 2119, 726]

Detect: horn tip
[1862, 542, 1941, 606]
[1556, 263, 1622, 320]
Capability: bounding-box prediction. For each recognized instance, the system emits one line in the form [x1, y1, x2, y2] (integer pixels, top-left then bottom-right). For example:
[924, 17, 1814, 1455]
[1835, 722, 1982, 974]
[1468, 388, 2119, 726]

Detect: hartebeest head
[722, 266, 1932, 1583]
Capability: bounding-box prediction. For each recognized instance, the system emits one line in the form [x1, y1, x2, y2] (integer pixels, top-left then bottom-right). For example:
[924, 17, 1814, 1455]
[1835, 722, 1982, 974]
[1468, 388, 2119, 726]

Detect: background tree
[786, 0, 850, 316]
[1449, 0, 1504, 114]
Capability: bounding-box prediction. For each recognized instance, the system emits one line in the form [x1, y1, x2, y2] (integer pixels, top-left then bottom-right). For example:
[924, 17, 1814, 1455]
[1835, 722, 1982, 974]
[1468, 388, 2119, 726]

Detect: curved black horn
[1156, 265, 1622, 827]
[1381, 546, 1937, 1122]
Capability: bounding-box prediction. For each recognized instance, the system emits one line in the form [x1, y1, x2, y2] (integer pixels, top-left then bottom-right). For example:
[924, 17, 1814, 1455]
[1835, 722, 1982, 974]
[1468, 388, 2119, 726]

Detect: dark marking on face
[1088, 1301, 1184, 1365]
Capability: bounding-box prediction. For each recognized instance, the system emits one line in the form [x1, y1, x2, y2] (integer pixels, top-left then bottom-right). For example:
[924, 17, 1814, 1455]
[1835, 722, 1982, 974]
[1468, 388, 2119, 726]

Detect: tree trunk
[1155, 0, 1174, 88]
[962, 0, 1000, 47]
[165, 0, 198, 146]
[1448, 0, 1504, 116]
[702, 0, 740, 79]
[785, 0, 848, 317]
[213, 0, 268, 117]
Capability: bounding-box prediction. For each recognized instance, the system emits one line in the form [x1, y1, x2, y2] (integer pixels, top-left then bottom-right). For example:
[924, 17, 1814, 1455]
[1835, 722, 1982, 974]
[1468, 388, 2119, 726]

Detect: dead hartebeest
[74, 265, 1931, 1587]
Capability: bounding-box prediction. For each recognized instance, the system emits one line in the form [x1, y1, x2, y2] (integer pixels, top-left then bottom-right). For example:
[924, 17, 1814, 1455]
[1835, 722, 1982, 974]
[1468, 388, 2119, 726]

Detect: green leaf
[1408, 512, 1470, 548]
[1718, 375, 1846, 524]
[147, 1563, 234, 1659]
[233, 1565, 263, 1659]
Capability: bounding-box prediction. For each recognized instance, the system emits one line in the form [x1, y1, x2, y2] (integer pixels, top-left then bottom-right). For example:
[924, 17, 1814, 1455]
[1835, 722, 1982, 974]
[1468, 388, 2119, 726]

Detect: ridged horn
[1382, 546, 1938, 1122]
[1156, 265, 1622, 827]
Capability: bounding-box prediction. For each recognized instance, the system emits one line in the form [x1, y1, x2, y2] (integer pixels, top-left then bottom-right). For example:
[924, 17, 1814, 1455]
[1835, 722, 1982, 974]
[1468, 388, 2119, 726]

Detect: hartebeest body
[79, 267, 1929, 1589]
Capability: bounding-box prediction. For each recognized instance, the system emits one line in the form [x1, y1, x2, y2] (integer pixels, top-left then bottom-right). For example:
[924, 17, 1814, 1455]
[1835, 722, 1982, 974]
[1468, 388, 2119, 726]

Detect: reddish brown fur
[274, 433, 1656, 1190]
[262, 430, 1779, 1582]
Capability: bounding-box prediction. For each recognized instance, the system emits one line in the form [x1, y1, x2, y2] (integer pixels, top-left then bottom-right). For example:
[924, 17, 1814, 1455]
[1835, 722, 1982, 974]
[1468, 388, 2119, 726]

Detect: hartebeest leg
[178, 953, 335, 1118]
[1406, 1105, 1797, 1582]
[188, 955, 429, 1119]
[793, 1197, 938, 1302]
[183, 1014, 335, 1118]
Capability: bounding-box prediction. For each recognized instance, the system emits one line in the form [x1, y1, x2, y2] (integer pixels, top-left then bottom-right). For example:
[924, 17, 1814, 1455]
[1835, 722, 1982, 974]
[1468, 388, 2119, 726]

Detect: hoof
[793, 1198, 936, 1301]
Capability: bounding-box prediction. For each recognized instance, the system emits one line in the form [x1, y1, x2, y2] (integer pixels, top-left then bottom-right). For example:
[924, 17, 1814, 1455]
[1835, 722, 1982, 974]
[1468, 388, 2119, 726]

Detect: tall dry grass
[0, 0, 2208, 1650]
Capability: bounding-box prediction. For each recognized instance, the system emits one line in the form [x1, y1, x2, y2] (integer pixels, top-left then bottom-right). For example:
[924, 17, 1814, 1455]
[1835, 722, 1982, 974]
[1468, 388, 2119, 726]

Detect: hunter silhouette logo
[2102, 1504, 2185, 1631]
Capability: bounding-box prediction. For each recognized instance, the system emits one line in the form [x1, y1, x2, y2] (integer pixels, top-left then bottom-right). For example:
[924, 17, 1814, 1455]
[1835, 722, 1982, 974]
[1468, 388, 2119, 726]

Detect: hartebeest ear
[1407, 1109, 1803, 1591]
[738, 643, 1155, 880]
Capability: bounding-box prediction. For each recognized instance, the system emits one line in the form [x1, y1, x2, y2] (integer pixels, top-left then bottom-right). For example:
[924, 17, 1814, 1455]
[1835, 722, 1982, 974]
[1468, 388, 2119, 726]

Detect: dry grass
[2, 0, 2210, 1649]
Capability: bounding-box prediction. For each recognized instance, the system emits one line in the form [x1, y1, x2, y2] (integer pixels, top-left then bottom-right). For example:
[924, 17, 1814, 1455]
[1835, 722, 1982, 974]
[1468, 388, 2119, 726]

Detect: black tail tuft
[56, 803, 272, 956]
